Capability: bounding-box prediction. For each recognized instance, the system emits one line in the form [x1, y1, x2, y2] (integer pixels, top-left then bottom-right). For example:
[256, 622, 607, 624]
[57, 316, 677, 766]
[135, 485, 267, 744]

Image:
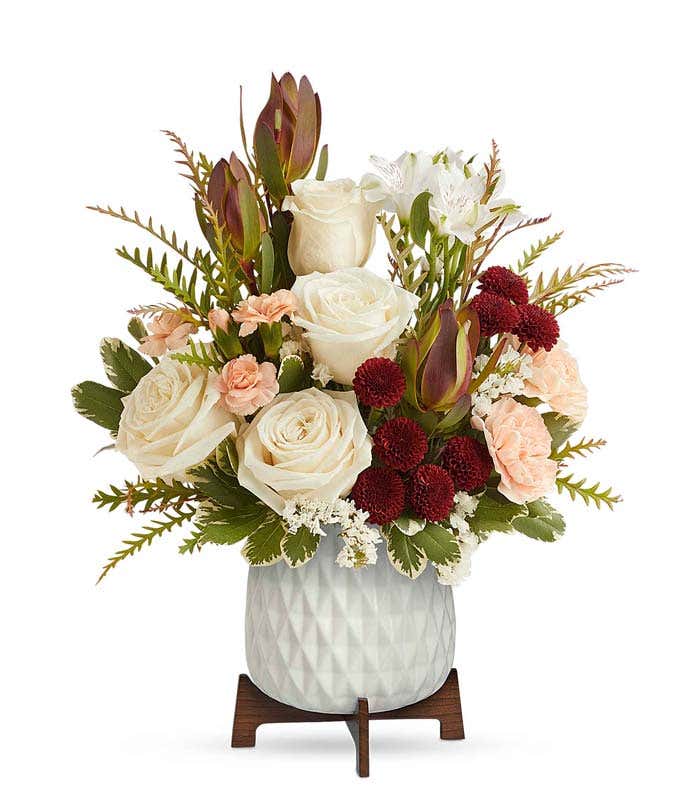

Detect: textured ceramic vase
[244, 529, 455, 713]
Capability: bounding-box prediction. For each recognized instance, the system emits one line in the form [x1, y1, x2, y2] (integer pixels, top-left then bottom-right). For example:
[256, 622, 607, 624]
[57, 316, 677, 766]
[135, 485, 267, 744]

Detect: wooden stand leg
[345, 698, 369, 777]
[230, 669, 464, 776]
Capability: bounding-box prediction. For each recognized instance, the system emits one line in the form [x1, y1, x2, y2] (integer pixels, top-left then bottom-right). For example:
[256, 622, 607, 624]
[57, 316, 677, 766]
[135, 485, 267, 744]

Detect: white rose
[116, 354, 237, 481]
[282, 178, 377, 276]
[291, 268, 419, 384]
[236, 388, 372, 514]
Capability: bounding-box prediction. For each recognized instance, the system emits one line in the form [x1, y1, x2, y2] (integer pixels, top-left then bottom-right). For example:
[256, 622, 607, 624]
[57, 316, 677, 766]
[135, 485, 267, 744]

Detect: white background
[2, 1, 679, 791]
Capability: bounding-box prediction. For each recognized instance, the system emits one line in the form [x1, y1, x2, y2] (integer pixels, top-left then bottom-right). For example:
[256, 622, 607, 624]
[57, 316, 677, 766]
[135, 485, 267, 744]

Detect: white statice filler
[471, 347, 533, 417]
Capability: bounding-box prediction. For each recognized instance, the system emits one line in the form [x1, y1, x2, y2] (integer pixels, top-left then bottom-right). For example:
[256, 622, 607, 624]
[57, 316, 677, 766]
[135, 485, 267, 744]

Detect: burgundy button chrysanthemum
[373, 417, 429, 472]
[470, 292, 520, 337]
[406, 464, 456, 522]
[441, 435, 493, 492]
[352, 467, 405, 525]
[353, 357, 406, 408]
[478, 265, 529, 305]
[514, 303, 560, 351]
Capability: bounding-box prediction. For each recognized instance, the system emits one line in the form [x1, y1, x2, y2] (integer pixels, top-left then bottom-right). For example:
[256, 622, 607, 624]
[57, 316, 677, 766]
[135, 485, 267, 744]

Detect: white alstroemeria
[429, 165, 490, 244]
[361, 151, 438, 222]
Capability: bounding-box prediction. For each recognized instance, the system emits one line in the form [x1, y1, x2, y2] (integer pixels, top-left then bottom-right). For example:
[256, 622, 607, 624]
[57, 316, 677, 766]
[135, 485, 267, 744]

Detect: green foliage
[259, 232, 275, 294]
[127, 316, 147, 343]
[515, 231, 563, 274]
[93, 478, 198, 513]
[241, 515, 287, 566]
[178, 530, 205, 555]
[542, 412, 580, 451]
[530, 262, 634, 307]
[556, 473, 622, 510]
[116, 246, 213, 319]
[409, 191, 432, 248]
[315, 144, 329, 180]
[188, 456, 256, 508]
[171, 339, 224, 371]
[215, 437, 239, 477]
[384, 525, 427, 579]
[278, 355, 308, 393]
[100, 337, 151, 393]
[281, 527, 321, 568]
[467, 490, 526, 536]
[513, 500, 565, 542]
[552, 437, 607, 461]
[411, 523, 460, 565]
[97, 506, 196, 583]
[72, 381, 125, 433]
[194, 501, 270, 545]
[254, 123, 288, 202]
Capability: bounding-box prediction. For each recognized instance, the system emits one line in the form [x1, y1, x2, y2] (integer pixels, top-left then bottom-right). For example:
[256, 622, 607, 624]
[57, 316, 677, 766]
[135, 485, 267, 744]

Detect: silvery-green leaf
[512, 499, 566, 542]
[393, 515, 426, 537]
[281, 527, 320, 568]
[100, 337, 152, 393]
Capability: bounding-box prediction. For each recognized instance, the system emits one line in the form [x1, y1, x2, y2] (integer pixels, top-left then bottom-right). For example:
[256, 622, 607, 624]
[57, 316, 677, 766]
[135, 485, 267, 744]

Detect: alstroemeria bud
[254, 73, 321, 194]
[420, 299, 473, 412]
[207, 153, 265, 261]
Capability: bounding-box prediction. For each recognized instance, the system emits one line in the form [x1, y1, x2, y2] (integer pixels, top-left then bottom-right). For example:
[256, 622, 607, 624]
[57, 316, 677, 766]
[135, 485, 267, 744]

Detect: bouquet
[74, 73, 629, 584]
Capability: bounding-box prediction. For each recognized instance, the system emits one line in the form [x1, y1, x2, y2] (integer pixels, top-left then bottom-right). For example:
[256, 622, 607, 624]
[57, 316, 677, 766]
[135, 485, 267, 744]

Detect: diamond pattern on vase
[245, 528, 455, 713]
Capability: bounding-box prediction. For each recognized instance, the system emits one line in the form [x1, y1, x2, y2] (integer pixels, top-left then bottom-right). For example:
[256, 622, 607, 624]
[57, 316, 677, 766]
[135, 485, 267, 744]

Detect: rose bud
[254, 73, 321, 199]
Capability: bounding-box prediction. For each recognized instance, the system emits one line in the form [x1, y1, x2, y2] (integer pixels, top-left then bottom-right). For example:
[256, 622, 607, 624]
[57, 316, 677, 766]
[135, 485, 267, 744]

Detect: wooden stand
[231, 669, 464, 777]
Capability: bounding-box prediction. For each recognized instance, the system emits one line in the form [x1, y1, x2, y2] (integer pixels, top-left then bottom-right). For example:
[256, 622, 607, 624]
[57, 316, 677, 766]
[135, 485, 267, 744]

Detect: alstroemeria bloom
[429, 165, 490, 244]
[361, 151, 438, 222]
[138, 312, 195, 356]
[231, 290, 298, 337]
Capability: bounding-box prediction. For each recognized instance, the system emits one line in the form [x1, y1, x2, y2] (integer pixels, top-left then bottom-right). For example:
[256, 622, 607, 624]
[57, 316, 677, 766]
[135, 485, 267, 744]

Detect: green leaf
[278, 354, 307, 393]
[281, 527, 321, 568]
[72, 381, 125, 433]
[215, 437, 239, 477]
[411, 523, 460, 565]
[195, 501, 268, 545]
[237, 180, 261, 261]
[189, 458, 256, 508]
[392, 514, 426, 536]
[512, 499, 566, 542]
[384, 526, 427, 579]
[315, 144, 329, 180]
[259, 232, 275, 294]
[100, 337, 152, 393]
[467, 489, 528, 536]
[542, 412, 580, 451]
[127, 317, 147, 343]
[254, 124, 288, 201]
[409, 191, 431, 247]
[270, 211, 294, 289]
[242, 517, 286, 566]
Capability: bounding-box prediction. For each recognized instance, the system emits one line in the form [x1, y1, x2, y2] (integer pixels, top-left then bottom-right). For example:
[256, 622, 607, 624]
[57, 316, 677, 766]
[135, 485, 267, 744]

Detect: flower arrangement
[74, 73, 630, 584]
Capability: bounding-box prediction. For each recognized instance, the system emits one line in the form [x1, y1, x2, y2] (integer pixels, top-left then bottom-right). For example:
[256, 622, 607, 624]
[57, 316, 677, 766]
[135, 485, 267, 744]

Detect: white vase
[244, 528, 455, 713]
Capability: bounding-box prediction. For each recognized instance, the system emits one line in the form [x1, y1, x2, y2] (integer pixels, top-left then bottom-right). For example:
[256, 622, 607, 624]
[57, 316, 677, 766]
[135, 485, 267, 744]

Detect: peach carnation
[139, 312, 195, 356]
[231, 290, 298, 337]
[472, 396, 557, 504]
[523, 341, 588, 424]
[215, 354, 279, 416]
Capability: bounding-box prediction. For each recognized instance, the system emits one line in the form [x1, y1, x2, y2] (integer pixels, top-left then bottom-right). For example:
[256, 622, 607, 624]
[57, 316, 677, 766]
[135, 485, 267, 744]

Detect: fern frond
[96, 506, 196, 583]
[515, 231, 563, 273]
[93, 479, 198, 515]
[544, 278, 627, 316]
[481, 139, 501, 204]
[552, 438, 607, 461]
[531, 263, 635, 304]
[555, 473, 621, 510]
[116, 246, 212, 319]
[170, 339, 224, 371]
[179, 530, 206, 555]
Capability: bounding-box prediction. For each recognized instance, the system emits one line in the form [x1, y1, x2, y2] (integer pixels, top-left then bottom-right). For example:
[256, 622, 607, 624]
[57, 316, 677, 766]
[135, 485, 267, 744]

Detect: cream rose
[282, 178, 378, 276]
[236, 388, 372, 514]
[523, 341, 588, 424]
[291, 269, 419, 385]
[117, 354, 237, 481]
[472, 396, 557, 504]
